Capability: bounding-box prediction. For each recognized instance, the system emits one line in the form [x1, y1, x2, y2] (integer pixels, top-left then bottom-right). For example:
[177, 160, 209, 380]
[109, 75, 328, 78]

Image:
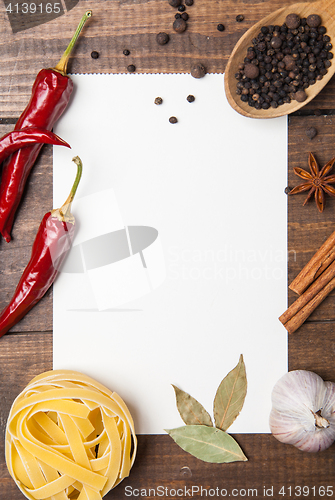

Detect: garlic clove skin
[269, 370, 335, 452]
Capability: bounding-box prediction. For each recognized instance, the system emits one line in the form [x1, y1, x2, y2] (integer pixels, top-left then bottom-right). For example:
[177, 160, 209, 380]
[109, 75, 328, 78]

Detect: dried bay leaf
[172, 385, 213, 427]
[213, 354, 247, 431]
[165, 425, 247, 463]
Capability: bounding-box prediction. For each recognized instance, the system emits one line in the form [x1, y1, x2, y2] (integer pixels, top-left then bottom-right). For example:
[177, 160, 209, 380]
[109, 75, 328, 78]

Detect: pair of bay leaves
[166, 355, 248, 464]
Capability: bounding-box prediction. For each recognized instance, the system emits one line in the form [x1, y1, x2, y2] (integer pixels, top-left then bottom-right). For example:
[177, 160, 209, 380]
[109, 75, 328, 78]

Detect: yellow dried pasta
[5, 370, 137, 500]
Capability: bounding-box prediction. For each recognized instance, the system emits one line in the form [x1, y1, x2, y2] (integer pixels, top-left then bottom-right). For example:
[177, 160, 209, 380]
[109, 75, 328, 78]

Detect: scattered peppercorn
[173, 17, 187, 33]
[185, 0, 193, 5]
[154, 97, 163, 105]
[127, 64, 136, 73]
[236, 14, 244, 22]
[169, 116, 178, 124]
[191, 63, 206, 78]
[305, 126, 318, 139]
[156, 32, 170, 45]
[284, 186, 291, 195]
[178, 4, 185, 11]
[123, 49, 130, 56]
[168, 0, 181, 7]
[175, 12, 181, 18]
[314, 108, 322, 116]
[234, 13, 333, 110]
[181, 12, 189, 21]
[91, 51, 99, 59]
[187, 94, 195, 102]
[217, 23, 225, 32]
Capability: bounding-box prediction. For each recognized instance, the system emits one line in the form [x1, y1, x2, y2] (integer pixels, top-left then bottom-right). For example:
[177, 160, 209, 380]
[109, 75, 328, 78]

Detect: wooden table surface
[1, 0, 335, 498]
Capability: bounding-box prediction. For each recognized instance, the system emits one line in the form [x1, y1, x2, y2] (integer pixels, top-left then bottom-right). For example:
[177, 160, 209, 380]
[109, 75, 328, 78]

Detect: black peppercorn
[185, 0, 193, 5]
[186, 94, 195, 102]
[127, 64, 136, 73]
[294, 89, 307, 102]
[154, 97, 163, 105]
[168, 0, 181, 7]
[305, 126, 317, 139]
[169, 116, 178, 124]
[285, 13, 300, 30]
[283, 55, 296, 70]
[284, 186, 291, 195]
[178, 4, 185, 11]
[244, 63, 260, 79]
[123, 49, 130, 56]
[175, 13, 181, 18]
[156, 32, 170, 45]
[91, 51, 99, 59]
[236, 14, 244, 22]
[191, 63, 206, 78]
[270, 35, 282, 49]
[173, 18, 187, 33]
[247, 49, 255, 59]
[235, 13, 332, 111]
[307, 14, 321, 28]
[181, 12, 189, 20]
[217, 23, 225, 32]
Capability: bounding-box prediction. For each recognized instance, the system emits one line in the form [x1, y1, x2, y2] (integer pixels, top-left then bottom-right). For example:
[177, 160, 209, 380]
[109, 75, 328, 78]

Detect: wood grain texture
[112, 433, 335, 497]
[0, 125, 54, 333]
[288, 115, 335, 325]
[0, 332, 52, 481]
[1, 0, 335, 498]
[0, 0, 321, 117]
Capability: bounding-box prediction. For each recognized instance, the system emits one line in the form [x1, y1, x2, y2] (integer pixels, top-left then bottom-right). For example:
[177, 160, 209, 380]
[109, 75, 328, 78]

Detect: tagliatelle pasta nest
[5, 370, 137, 500]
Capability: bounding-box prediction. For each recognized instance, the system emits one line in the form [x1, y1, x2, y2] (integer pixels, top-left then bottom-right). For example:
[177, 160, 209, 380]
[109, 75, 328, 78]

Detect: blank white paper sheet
[53, 73, 288, 434]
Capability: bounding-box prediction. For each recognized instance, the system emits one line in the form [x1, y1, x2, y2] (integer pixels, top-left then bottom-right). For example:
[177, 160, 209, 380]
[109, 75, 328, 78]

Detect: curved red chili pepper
[0, 11, 91, 243]
[0, 157, 82, 339]
[0, 127, 70, 164]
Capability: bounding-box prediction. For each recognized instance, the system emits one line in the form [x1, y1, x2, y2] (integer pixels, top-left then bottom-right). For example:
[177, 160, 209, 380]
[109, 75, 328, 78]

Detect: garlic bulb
[269, 370, 335, 452]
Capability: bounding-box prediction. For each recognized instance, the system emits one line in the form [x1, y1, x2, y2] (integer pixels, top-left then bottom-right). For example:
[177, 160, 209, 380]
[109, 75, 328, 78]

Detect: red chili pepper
[0, 127, 70, 163]
[0, 156, 82, 339]
[0, 11, 91, 243]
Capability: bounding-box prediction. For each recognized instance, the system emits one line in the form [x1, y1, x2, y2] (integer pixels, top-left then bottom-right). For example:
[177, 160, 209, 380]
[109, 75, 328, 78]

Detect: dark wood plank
[1, 0, 335, 498]
[289, 322, 335, 381]
[287, 115, 335, 323]
[112, 433, 335, 499]
[0, 0, 320, 118]
[0, 331, 52, 485]
[0, 125, 54, 332]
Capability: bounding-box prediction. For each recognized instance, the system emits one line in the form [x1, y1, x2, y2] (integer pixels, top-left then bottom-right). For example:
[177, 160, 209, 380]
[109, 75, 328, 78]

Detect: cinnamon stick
[289, 229, 335, 295]
[280, 258, 335, 327]
[280, 276, 335, 334]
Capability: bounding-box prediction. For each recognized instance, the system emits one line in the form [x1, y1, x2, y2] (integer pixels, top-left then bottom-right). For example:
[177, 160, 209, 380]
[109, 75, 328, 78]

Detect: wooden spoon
[224, 0, 335, 119]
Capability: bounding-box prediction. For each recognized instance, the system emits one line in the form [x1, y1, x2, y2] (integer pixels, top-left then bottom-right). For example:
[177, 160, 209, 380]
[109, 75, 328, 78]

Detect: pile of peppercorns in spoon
[235, 13, 333, 110]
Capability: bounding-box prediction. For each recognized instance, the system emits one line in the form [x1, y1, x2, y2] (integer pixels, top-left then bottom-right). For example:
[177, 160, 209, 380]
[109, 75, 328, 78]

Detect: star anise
[289, 152, 335, 212]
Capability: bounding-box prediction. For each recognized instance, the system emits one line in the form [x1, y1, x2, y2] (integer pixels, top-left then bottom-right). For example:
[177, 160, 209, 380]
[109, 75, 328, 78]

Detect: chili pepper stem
[51, 156, 82, 223]
[54, 10, 92, 75]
